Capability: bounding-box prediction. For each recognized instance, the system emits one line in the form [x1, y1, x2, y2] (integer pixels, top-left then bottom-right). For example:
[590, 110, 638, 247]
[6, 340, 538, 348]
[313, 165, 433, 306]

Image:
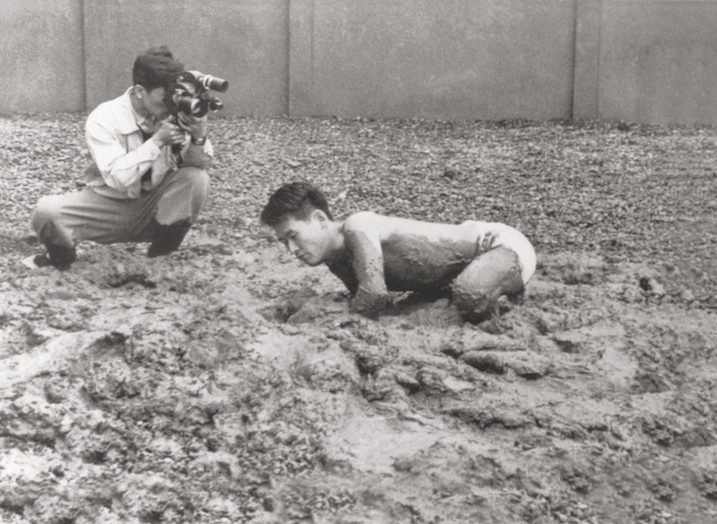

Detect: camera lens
[175, 96, 200, 115]
[204, 76, 229, 93]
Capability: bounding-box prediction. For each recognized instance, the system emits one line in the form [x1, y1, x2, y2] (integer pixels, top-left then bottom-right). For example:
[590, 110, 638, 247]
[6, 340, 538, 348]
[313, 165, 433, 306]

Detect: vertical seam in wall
[288, 0, 314, 117]
[569, 0, 578, 120]
[310, 0, 314, 107]
[80, 0, 88, 111]
[595, 0, 602, 119]
[286, 0, 291, 116]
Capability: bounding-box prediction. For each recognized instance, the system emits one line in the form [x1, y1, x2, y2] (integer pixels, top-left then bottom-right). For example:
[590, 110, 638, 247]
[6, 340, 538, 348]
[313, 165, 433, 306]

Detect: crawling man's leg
[450, 246, 525, 322]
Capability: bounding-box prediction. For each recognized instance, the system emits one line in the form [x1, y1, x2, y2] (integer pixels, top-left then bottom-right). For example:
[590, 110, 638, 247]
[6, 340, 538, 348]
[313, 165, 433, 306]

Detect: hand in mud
[151, 116, 186, 148]
[350, 291, 391, 320]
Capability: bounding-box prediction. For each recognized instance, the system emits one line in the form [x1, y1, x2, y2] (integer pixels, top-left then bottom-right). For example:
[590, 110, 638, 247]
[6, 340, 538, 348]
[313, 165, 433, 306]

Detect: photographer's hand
[151, 117, 186, 148]
[176, 113, 208, 143]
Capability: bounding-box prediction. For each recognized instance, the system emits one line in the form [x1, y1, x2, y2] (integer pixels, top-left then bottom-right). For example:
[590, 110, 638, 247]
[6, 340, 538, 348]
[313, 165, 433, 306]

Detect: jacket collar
[117, 87, 155, 135]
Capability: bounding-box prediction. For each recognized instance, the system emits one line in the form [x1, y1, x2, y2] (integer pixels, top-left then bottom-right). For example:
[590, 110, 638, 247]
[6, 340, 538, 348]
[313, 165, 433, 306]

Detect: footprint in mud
[260, 287, 348, 324]
[459, 350, 553, 379]
[105, 265, 157, 289]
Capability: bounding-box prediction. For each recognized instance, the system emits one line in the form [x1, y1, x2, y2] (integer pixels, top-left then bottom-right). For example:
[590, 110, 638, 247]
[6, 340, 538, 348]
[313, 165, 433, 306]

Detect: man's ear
[134, 85, 147, 100]
[312, 209, 329, 225]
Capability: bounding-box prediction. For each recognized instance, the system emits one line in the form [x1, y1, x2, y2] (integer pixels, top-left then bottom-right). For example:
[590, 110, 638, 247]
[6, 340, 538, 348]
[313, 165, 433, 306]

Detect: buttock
[463, 220, 537, 285]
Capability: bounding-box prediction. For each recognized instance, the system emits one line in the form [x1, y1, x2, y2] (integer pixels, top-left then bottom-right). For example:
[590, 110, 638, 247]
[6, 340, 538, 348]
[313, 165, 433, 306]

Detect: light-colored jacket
[83, 88, 213, 199]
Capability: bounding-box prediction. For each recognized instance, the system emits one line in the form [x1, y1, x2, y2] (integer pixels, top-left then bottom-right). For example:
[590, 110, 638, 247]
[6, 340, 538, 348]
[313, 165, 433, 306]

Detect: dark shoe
[22, 253, 72, 271]
[46, 243, 77, 267]
[147, 220, 192, 258]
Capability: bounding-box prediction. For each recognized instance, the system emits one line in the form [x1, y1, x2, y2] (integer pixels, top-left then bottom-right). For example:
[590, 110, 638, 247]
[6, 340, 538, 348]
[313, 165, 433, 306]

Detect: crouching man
[26, 46, 213, 270]
[260, 182, 537, 320]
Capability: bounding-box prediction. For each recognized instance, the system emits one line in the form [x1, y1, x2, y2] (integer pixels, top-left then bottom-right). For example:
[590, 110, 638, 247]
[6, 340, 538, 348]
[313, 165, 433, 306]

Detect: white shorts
[463, 220, 537, 285]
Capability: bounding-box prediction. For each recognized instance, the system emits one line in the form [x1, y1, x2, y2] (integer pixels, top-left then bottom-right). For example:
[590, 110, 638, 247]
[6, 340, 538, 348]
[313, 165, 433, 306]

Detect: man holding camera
[26, 46, 216, 269]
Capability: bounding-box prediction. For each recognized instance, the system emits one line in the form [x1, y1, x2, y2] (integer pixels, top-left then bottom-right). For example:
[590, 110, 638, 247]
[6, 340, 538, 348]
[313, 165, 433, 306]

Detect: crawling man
[261, 182, 537, 320]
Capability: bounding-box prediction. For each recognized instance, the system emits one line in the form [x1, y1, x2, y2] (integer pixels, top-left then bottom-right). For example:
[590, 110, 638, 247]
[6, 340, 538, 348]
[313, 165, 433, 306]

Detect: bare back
[326, 212, 526, 315]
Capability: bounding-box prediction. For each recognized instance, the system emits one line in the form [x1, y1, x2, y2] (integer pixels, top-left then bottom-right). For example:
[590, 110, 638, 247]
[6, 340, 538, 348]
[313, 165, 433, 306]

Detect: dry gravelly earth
[1, 114, 717, 524]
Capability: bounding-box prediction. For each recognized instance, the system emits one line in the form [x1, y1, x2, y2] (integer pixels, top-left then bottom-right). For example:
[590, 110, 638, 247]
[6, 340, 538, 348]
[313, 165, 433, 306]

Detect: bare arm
[344, 214, 391, 318]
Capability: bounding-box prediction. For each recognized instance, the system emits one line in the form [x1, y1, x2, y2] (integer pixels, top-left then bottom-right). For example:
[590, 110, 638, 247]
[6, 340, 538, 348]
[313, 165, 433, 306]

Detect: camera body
[169, 70, 228, 118]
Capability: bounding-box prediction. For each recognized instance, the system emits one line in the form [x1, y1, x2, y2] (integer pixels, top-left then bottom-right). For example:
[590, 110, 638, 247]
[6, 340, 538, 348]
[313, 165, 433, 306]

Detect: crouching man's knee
[32, 195, 74, 246]
[30, 195, 77, 266]
[32, 195, 64, 232]
[175, 166, 209, 193]
[175, 167, 210, 218]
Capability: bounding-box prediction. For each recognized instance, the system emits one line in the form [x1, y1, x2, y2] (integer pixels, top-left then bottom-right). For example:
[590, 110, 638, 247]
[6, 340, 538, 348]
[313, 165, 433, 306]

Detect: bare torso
[380, 222, 480, 292]
[326, 212, 503, 297]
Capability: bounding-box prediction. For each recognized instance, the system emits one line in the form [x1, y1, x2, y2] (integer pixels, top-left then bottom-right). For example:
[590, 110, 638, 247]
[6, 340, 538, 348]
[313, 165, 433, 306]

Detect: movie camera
[169, 70, 228, 118]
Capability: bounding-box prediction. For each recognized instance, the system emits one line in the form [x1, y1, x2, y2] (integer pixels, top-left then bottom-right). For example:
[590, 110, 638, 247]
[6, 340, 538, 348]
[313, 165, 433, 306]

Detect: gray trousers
[32, 166, 209, 253]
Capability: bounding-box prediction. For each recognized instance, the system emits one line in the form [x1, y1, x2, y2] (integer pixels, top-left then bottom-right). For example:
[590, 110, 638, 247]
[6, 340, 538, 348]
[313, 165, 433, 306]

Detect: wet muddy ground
[1, 115, 716, 523]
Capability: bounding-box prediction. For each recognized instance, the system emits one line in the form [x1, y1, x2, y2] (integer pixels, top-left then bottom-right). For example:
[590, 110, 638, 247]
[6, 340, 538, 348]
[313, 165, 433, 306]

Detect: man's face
[141, 86, 170, 120]
[273, 213, 330, 266]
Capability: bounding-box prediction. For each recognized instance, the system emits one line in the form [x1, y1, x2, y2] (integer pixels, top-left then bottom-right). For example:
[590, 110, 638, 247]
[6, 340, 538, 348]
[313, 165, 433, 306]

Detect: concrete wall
[600, 0, 717, 125]
[0, 0, 85, 113]
[83, 0, 288, 116]
[289, 0, 576, 120]
[3, 0, 717, 124]
[574, 0, 717, 125]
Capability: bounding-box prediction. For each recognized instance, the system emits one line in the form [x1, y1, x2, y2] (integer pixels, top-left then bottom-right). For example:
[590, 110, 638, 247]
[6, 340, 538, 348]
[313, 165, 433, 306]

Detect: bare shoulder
[343, 211, 383, 232]
[345, 212, 457, 240]
[343, 212, 395, 249]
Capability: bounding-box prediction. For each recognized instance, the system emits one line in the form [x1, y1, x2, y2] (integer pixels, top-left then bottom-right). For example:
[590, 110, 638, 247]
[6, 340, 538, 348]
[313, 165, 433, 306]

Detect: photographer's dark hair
[132, 46, 185, 91]
[261, 182, 334, 226]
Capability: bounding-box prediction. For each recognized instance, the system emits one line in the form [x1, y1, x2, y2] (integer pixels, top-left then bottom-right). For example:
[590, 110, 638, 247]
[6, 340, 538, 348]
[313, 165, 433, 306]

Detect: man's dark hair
[261, 182, 334, 226]
[132, 46, 185, 91]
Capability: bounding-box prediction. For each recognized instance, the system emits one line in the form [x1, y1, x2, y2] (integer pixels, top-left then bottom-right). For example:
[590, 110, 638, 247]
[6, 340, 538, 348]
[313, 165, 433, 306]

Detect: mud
[1, 115, 717, 524]
[1, 236, 716, 524]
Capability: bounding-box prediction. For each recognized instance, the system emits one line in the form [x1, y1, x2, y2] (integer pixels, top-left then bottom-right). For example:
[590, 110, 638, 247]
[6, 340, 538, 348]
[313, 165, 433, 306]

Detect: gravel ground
[1, 114, 716, 524]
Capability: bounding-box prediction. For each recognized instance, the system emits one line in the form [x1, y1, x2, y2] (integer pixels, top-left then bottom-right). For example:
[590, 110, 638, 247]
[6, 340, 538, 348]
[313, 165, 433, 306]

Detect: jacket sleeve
[180, 138, 214, 170]
[85, 113, 162, 192]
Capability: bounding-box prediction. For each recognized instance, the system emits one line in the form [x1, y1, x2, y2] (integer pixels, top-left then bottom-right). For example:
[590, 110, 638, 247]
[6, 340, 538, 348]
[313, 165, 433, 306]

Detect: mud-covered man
[26, 46, 214, 269]
[260, 182, 537, 320]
